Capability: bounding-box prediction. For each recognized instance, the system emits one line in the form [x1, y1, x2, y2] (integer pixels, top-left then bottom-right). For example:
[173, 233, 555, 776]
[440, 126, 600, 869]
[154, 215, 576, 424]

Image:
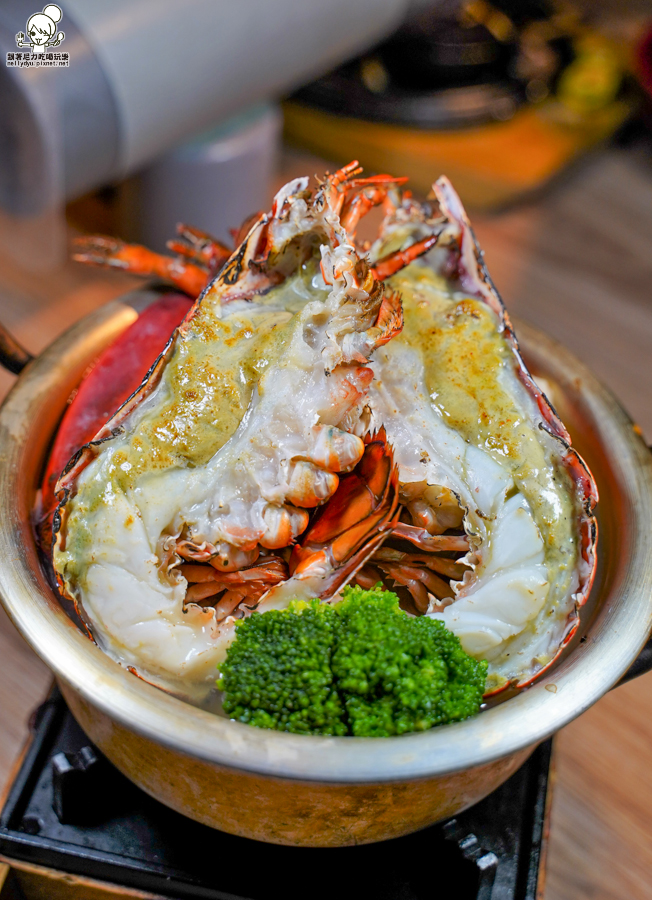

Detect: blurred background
[1, 1, 652, 897]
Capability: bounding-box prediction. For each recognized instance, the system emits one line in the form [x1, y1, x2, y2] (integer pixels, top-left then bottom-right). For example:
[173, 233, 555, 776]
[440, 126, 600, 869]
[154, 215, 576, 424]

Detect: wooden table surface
[0, 145, 651, 898]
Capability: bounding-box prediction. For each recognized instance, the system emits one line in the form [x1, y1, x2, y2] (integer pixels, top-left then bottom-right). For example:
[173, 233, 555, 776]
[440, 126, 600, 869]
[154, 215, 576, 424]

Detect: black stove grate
[0, 689, 552, 900]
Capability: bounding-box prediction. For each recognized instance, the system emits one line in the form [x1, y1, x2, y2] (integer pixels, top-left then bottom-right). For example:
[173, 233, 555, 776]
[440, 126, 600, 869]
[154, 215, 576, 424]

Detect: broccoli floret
[218, 586, 487, 737]
[333, 586, 487, 736]
[218, 600, 347, 735]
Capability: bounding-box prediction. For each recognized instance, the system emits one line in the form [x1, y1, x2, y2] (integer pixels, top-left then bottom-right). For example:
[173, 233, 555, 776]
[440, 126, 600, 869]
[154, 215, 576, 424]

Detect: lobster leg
[371, 235, 440, 281]
[166, 223, 232, 274]
[72, 235, 209, 297]
[375, 562, 454, 612]
[339, 176, 408, 236]
[371, 547, 467, 581]
[355, 539, 469, 615]
[322, 161, 407, 226]
[181, 556, 288, 614]
[327, 160, 364, 191]
[391, 522, 470, 553]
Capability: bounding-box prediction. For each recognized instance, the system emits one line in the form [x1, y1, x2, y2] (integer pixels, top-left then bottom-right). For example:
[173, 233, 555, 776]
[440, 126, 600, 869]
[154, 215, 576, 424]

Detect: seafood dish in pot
[46, 163, 597, 722]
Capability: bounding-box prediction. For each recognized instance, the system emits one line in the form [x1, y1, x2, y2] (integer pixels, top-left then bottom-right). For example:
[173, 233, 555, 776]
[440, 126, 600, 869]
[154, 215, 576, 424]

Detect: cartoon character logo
[16, 5, 65, 55]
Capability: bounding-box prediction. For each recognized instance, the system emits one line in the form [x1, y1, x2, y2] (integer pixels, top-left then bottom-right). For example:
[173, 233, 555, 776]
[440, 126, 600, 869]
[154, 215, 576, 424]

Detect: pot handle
[616, 443, 652, 686]
[0, 322, 33, 374]
[616, 636, 652, 686]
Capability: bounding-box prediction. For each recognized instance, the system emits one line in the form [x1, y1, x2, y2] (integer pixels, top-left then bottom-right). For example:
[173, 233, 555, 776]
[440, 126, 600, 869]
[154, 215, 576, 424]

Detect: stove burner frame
[0, 688, 553, 900]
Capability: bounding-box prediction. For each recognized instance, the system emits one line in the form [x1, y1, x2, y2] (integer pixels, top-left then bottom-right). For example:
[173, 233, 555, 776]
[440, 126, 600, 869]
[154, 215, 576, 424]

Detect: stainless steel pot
[0, 288, 651, 847]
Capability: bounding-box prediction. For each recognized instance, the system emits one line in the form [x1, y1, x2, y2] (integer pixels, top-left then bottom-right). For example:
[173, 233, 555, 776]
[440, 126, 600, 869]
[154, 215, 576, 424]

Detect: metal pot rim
[1, 294, 651, 784]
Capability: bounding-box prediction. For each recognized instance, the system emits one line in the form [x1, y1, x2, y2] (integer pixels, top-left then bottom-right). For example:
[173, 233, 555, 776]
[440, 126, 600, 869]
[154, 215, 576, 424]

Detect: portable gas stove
[0, 688, 553, 899]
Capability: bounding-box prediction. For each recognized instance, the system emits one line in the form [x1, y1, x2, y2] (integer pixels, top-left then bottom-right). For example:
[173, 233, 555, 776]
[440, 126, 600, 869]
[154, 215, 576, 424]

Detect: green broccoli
[218, 586, 487, 737]
[332, 586, 487, 736]
[218, 600, 346, 735]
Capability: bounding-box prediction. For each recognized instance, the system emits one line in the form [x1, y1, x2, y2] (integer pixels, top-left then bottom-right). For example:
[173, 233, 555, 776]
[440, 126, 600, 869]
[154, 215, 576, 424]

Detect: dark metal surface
[292, 75, 522, 130]
[0, 690, 552, 900]
[618, 635, 652, 685]
[291, 10, 526, 130]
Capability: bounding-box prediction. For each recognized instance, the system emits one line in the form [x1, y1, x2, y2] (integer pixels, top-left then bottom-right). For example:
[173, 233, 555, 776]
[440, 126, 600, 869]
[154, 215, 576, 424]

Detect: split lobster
[46, 161, 596, 698]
